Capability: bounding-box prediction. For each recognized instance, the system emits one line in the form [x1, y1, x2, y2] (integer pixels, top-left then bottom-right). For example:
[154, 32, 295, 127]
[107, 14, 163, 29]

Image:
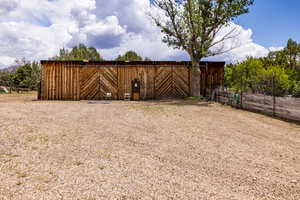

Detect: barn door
[80, 67, 100, 100]
[80, 67, 118, 100]
[155, 67, 190, 99]
[98, 67, 118, 100]
[173, 66, 190, 98]
[155, 67, 173, 98]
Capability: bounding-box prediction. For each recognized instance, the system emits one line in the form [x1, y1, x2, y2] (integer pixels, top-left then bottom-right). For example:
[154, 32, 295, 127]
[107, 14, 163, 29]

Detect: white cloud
[101, 31, 187, 60]
[68, 15, 126, 49]
[269, 46, 284, 52]
[207, 23, 270, 63]
[0, 0, 280, 68]
[0, 21, 72, 62]
[0, 0, 19, 15]
[0, 56, 16, 67]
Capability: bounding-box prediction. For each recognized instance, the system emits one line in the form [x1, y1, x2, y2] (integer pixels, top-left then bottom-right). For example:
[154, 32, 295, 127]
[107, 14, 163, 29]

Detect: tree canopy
[151, 0, 254, 96]
[225, 39, 300, 97]
[115, 51, 143, 61]
[152, 0, 254, 62]
[53, 44, 103, 61]
[0, 61, 41, 91]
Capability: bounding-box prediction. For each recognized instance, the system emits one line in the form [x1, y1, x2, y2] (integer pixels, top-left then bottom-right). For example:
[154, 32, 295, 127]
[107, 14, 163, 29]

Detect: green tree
[225, 39, 300, 97]
[30, 61, 41, 90]
[53, 44, 103, 61]
[11, 61, 41, 90]
[260, 65, 292, 96]
[226, 57, 293, 96]
[264, 39, 300, 81]
[265, 50, 288, 67]
[151, 0, 254, 96]
[224, 63, 235, 88]
[285, 39, 300, 70]
[115, 51, 143, 61]
[13, 63, 32, 89]
[0, 71, 15, 92]
[292, 81, 300, 97]
[227, 57, 265, 92]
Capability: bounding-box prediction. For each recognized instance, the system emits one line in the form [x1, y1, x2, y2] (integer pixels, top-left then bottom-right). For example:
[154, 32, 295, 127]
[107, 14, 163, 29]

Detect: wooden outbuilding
[40, 60, 225, 100]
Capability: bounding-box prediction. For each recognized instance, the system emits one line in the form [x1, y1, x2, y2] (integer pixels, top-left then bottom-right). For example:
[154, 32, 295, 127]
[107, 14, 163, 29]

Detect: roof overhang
[40, 60, 225, 67]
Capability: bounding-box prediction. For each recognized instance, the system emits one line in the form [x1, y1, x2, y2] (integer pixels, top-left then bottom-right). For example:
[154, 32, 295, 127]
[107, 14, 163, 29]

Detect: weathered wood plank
[99, 67, 118, 99]
[40, 62, 224, 100]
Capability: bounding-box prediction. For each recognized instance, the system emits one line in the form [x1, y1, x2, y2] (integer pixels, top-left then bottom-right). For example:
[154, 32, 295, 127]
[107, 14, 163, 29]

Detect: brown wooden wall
[41, 62, 80, 100]
[200, 65, 225, 97]
[41, 61, 224, 100]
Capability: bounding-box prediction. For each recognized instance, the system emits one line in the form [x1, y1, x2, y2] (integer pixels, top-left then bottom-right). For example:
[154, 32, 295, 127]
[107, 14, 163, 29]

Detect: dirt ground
[0, 93, 299, 200]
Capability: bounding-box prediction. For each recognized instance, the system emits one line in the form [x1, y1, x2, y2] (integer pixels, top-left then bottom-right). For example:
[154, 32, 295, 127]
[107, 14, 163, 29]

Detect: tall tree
[151, 0, 254, 96]
[0, 71, 14, 92]
[285, 39, 299, 70]
[53, 44, 103, 61]
[115, 51, 143, 61]
[12, 61, 41, 90]
[264, 39, 300, 81]
[0, 61, 41, 91]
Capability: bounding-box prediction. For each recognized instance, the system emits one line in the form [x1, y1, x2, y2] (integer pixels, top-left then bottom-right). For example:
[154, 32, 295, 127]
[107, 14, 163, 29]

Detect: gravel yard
[0, 93, 299, 200]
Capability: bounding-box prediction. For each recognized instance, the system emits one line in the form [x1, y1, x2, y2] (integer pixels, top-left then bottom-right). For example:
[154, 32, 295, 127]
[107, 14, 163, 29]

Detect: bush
[260, 65, 293, 96]
[292, 82, 300, 97]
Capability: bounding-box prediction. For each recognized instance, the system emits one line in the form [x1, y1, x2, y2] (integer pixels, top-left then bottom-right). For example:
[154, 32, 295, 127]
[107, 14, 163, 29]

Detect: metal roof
[41, 60, 225, 67]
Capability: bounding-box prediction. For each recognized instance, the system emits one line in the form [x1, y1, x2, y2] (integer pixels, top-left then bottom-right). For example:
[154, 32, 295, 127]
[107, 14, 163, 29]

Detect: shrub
[292, 82, 300, 97]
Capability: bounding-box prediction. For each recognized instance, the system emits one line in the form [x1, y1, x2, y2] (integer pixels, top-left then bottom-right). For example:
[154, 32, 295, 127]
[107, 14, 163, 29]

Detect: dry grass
[0, 91, 37, 103]
[0, 93, 299, 200]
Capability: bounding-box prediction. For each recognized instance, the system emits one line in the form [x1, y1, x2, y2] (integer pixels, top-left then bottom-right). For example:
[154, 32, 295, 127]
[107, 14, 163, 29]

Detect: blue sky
[237, 0, 300, 47]
[0, 0, 297, 68]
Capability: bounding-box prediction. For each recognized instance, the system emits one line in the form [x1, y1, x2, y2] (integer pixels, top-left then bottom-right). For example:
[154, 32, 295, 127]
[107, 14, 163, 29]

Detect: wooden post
[240, 72, 243, 108]
[272, 73, 276, 116]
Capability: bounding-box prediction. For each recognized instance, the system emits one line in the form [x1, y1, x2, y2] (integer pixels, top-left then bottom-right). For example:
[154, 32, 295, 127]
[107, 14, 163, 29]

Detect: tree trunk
[190, 57, 201, 97]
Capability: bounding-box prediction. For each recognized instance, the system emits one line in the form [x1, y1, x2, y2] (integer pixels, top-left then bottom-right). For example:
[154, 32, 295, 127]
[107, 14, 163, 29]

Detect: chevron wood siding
[173, 66, 190, 98]
[155, 66, 190, 98]
[155, 67, 173, 98]
[99, 67, 118, 99]
[41, 61, 224, 100]
[80, 67, 99, 100]
[80, 66, 118, 100]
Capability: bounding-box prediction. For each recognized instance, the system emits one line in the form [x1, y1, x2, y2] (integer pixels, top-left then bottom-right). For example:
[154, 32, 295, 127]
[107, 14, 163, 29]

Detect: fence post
[272, 73, 276, 116]
[240, 71, 243, 109]
[263, 91, 266, 114]
[38, 81, 41, 100]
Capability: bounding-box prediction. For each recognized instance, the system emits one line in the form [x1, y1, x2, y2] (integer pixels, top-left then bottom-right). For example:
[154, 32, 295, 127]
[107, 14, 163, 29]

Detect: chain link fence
[207, 73, 300, 123]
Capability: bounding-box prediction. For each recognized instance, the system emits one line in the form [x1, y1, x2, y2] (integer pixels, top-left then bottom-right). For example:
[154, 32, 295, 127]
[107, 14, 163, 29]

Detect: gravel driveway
[0, 93, 299, 200]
